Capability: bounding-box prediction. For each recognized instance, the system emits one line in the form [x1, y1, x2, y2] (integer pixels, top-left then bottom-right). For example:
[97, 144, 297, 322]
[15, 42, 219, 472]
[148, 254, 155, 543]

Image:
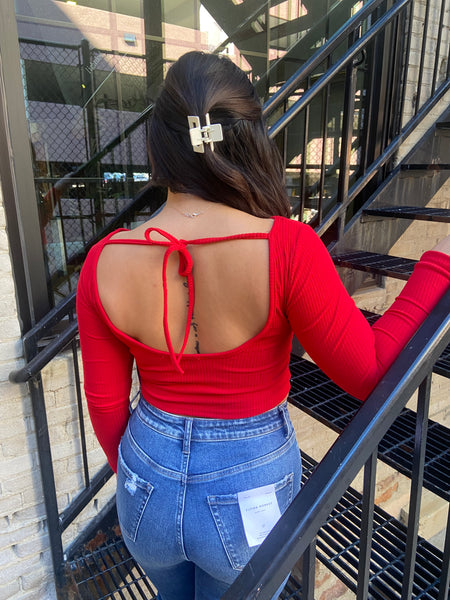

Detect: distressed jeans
[117, 397, 302, 600]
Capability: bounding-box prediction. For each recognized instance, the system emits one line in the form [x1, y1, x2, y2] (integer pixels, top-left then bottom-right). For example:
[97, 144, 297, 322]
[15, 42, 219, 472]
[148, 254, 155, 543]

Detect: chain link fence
[20, 39, 154, 303]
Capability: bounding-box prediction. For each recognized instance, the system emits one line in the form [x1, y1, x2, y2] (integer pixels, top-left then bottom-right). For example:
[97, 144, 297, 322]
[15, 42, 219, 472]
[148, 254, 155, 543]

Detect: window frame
[0, 0, 52, 332]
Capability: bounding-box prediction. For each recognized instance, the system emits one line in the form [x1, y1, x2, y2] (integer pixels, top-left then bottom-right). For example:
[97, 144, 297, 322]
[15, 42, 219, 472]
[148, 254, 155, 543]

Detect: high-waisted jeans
[117, 397, 302, 600]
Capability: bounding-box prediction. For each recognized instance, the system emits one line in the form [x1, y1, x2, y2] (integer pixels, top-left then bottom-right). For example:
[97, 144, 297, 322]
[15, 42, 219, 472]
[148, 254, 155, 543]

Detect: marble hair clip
[187, 114, 223, 153]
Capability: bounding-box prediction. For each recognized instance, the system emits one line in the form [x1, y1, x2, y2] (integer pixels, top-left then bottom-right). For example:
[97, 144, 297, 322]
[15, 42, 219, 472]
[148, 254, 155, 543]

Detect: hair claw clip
[188, 114, 223, 153]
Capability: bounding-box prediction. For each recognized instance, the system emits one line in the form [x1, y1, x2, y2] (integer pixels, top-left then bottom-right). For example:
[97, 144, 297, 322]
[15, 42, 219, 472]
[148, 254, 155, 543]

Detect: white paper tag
[237, 484, 281, 547]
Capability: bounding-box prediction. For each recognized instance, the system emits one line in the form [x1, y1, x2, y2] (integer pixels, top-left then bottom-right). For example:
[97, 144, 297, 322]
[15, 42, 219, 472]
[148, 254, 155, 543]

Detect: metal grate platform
[332, 251, 416, 280]
[301, 452, 447, 600]
[68, 536, 157, 599]
[363, 206, 450, 223]
[361, 310, 450, 378]
[289, 355, 450, 501]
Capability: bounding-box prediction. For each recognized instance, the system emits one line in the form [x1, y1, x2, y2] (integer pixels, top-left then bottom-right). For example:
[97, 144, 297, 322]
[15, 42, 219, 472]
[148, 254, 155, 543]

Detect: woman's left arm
[77, 263, 134, 473]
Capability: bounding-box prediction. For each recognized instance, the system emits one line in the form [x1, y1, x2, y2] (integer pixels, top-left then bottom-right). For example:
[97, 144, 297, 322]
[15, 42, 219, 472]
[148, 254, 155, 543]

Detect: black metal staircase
[9, 0, 450, 598]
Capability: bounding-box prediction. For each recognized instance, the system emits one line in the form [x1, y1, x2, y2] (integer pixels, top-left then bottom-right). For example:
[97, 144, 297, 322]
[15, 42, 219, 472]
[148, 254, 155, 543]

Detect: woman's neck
[165, 191, 217, 219]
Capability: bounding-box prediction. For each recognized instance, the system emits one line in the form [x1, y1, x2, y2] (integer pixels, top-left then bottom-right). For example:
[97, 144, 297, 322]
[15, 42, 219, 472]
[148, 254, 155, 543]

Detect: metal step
[288, 355, 450, 502]
[332, 251, 416, 280]
[363, 206, 450, 223]
[302, 453, 447, 600]
[68, 535, 157, 599]
[400, 164, 450, 171]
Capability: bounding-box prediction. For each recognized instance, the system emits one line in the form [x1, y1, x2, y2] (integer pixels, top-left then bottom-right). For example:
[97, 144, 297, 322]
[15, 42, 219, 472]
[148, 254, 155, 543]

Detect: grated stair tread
[332, 251, 416, 280]
[302, 454, 447, 600]
[363, 206, 450, 223]
[399, 164, 450, 171]
[67, 536, 157, 599]
[288, 355, 450, 502]
[66, 522, 304, 599]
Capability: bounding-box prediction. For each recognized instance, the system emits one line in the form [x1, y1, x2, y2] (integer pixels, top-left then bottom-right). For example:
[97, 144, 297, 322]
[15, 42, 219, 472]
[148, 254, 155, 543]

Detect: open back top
[77, 216, 450, 471]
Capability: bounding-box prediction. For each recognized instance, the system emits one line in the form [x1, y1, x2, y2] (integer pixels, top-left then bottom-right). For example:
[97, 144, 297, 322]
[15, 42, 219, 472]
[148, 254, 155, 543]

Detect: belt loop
[280, 403, 290, 439]
[183, 419, 193, 455]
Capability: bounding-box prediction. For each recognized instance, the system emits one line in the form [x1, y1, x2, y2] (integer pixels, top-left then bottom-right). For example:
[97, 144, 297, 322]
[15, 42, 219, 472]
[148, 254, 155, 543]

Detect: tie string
[144, 228, 195, 373]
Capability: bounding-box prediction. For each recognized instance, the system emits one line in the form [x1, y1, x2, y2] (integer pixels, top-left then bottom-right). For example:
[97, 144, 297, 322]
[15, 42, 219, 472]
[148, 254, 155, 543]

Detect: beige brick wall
[0, 183, 116, 599]
[0, 186, 57, 599]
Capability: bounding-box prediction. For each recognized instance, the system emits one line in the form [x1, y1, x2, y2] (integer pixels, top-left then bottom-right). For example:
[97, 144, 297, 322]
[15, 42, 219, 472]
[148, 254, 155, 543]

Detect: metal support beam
[0, 0, 51, 330]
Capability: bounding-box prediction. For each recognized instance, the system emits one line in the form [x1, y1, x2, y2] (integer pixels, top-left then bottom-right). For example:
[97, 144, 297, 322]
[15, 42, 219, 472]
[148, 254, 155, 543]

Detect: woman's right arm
[285, 225, 450, 401]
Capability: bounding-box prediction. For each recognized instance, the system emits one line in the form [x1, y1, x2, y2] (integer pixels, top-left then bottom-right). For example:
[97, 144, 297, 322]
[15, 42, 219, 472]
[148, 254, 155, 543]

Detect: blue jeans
[117, 397, 302, 600]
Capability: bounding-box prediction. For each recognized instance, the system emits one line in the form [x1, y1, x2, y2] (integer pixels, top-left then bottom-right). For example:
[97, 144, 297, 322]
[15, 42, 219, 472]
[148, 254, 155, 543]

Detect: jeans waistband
[134, 396, 291, 442]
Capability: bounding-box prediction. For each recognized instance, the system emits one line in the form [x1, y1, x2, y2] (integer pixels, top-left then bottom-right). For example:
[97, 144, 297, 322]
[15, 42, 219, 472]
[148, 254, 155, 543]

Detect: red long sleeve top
[77, 216, 450, 471]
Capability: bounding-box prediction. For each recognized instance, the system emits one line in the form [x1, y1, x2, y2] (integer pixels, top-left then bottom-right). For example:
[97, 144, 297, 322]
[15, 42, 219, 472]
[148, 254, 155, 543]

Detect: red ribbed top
[77, 216, 450, 471]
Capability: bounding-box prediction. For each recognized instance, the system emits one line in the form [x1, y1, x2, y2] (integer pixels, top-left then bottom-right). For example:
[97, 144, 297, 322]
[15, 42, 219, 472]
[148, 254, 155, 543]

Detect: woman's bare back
[96, 194, 274, 355]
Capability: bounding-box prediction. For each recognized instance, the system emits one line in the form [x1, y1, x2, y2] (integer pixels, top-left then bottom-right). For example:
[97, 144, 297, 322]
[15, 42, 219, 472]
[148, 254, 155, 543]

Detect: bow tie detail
[144, 228, 195, 373]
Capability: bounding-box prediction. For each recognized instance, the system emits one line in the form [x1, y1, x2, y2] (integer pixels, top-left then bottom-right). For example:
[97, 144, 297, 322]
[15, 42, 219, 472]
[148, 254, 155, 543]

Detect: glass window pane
[14, 0, 363, 303]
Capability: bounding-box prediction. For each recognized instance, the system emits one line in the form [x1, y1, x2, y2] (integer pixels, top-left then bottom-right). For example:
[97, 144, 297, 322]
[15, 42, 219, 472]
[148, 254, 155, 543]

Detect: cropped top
[76, 216, 450, 471]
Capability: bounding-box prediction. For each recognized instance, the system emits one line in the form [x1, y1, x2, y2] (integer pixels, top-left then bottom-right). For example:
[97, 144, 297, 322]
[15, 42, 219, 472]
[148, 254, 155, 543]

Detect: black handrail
[222, 287, 450, 600]
[262, 0, 385, 120]
[315, 76, 450, 239]
[9, 320, 78, 383]
[267, 0, 410, 137]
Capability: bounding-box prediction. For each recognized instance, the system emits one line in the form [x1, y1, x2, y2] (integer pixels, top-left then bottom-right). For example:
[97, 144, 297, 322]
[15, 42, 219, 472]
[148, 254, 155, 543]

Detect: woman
[77, 51, 450, 600]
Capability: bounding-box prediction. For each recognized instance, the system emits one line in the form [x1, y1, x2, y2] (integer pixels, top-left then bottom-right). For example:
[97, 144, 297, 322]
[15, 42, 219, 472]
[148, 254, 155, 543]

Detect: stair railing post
[437, 505, 450, 600]
[356, 450, 377, 600]
[299, 77, 311, 223]
[431, 0, 447, 95]
[301, 540, 317, 600]
[400, 373, 432, 599]
[336, 34, 358, 241]
[29, 375, 66, 592]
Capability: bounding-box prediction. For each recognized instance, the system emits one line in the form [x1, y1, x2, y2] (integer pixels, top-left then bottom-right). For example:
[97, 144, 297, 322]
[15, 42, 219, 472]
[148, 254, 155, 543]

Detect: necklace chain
[180, 210, 205, 218]
[169, 204, 210, 218]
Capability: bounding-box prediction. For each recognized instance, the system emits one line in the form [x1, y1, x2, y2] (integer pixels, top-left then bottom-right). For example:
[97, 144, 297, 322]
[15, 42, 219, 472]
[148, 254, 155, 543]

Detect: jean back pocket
[116, 447, 154, 543]
[207, 472, 294, 571]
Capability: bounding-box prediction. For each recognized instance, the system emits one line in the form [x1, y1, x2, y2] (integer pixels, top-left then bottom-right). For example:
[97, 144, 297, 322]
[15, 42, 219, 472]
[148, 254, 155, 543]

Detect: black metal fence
[21, 38, 155, 301]
[265, 0, 450, 240]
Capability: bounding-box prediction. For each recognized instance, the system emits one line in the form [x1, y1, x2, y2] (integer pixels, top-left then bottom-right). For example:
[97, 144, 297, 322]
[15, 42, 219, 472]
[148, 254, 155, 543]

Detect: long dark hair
[148, 51, 291, 218]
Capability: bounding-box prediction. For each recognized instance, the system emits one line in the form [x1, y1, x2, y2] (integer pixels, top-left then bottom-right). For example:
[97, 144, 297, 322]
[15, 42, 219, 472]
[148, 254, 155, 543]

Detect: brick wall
[0, 185, 57, 599]
[0, 180, 118, 599]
